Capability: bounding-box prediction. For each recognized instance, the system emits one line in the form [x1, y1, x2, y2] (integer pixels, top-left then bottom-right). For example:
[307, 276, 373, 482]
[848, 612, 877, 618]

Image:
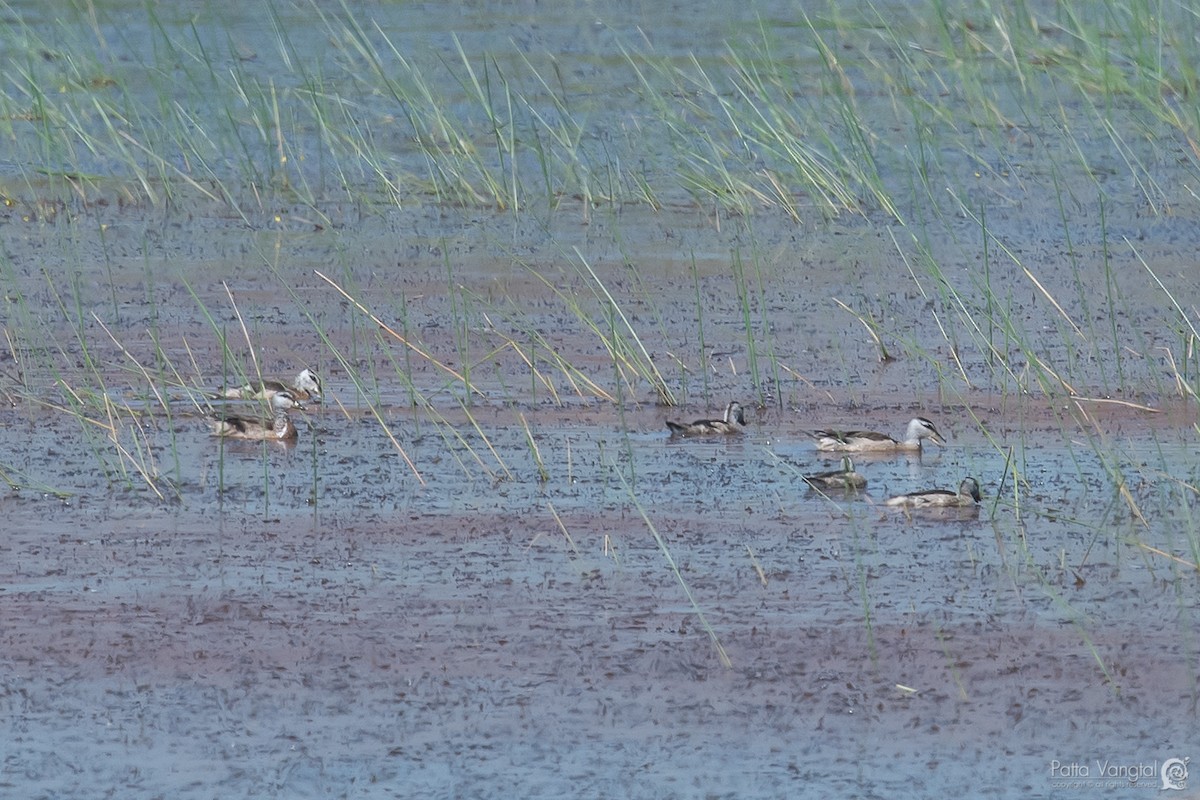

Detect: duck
[812, 417, 945, 453]
[219, 367, 323, 403]
[666, 401, 746, 437]
[211, 390, 303, 441]
[884, 477, 981, 509]
[802, 457, 867, 490]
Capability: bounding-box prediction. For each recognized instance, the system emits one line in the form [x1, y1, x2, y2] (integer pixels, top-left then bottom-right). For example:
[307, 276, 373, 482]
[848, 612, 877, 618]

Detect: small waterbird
[211, 390, 303, 441]
[884, 477, 981, 509]
[802, 457, 867, 490]
[812, 417, 945, 453]
[219, 367, 323, 403]
[666, 401, 746, 437]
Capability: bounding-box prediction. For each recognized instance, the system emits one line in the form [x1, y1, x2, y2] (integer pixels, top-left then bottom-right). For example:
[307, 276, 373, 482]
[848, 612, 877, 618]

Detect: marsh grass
[847, 518, 878, 660]
[744, 544, 768, 587]
[580, 251, 675, 405]
[478, 315, 609, 403]
[616, 466, 732, 669]
[729, 246, 775, 406]
[832, 297, 892, 364]
[317, 270, 479, 397]
[544, 501, 580, 559]
[7, 0, 918, 217]
[1136, 249, 1200, 402]
[0, 251, 183, 500]
[181, 280, 266, 405]
[1, 0, 1195, 221]
[312, 268, 533, 483]
[519, 412, 549, 483]
[0, 460, 72, 499]
[1138, 470, 1200, 572]
[686, 253, 711, 404]
[513, 251, 675, 405]
[7, 5, 1195, 403]
[56, 380, 169, 500]
[0, 259, 49, 403]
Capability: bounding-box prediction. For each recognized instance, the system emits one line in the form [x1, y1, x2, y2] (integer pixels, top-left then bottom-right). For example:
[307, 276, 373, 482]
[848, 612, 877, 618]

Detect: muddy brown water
[3, 2, 1200, 799]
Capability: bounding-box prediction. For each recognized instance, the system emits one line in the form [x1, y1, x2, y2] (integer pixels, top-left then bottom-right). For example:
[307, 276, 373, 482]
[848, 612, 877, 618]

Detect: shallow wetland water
[2, 2, 1200, 798]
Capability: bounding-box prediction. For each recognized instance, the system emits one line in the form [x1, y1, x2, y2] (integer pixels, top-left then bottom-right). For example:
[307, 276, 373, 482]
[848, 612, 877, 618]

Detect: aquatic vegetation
[1, 0, 1199, 722]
